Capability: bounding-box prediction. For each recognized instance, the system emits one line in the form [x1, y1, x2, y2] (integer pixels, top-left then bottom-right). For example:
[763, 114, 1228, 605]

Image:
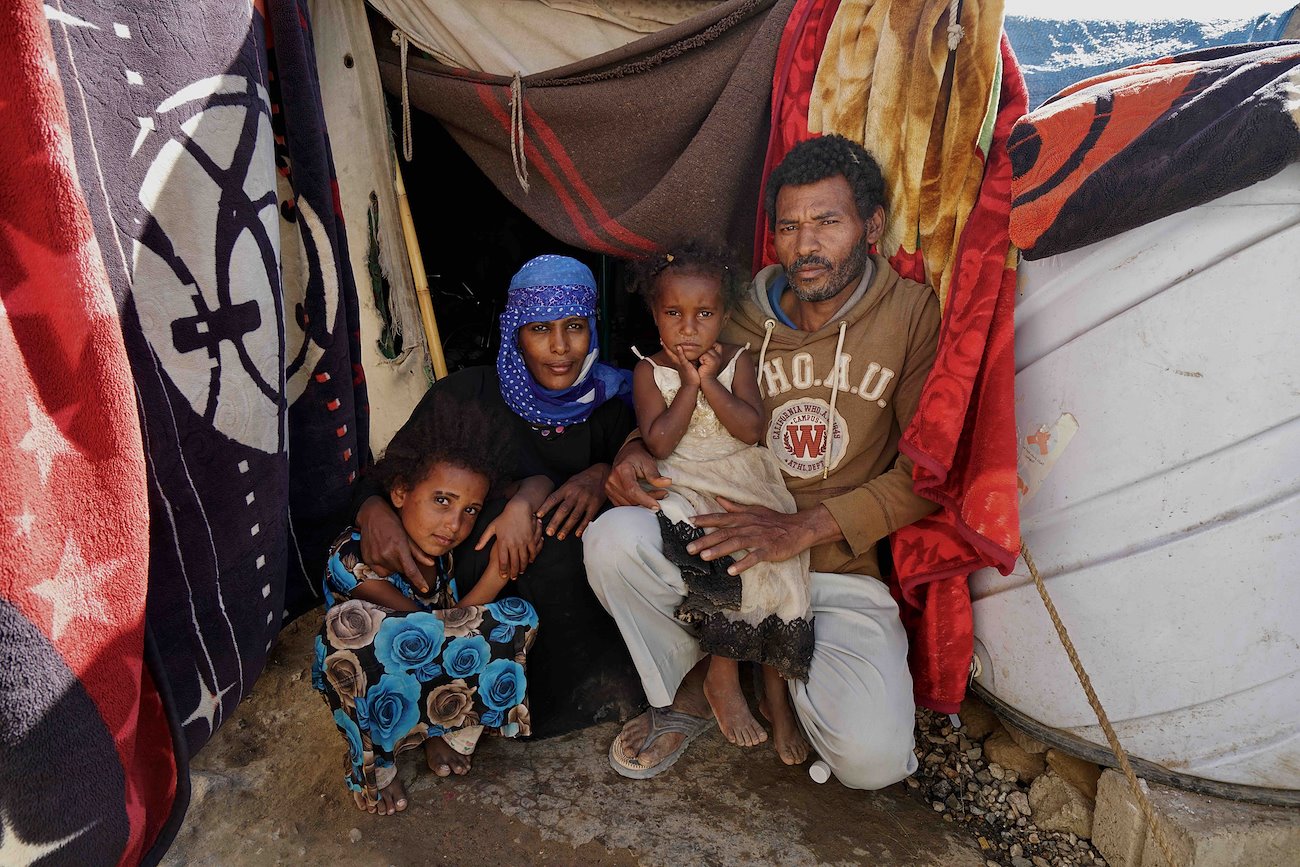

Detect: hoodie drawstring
[823, 320, 848, 479]
[757, 319, 776, 393]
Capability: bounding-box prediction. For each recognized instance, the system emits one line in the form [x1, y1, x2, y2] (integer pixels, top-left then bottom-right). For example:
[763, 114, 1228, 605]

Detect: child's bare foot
[704, 657, 768, 747]
[350, 777, 408, 815]
[759, 667, 810, 765]
[425, 735, 472, 777]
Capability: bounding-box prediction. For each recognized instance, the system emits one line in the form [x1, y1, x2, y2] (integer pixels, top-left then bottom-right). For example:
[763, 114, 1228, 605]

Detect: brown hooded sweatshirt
[721, 253, 941, 579]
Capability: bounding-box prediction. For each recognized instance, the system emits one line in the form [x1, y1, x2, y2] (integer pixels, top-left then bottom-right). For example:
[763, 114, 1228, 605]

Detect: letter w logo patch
[786, 424, 826, 458]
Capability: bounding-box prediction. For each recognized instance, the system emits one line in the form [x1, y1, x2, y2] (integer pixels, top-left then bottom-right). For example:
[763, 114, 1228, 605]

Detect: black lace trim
[657, 512, 741, 611]
[657, 512, 813, 681]
[682, 612, 814, 682]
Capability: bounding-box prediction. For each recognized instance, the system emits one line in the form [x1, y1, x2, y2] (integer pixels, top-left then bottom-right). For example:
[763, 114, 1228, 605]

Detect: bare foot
[759, 667, 810, 765]
[612, 659, 714, 768]
[704, 657, 768, 747]
[351, 776, 408, 815]
[425, 736, 472, 777]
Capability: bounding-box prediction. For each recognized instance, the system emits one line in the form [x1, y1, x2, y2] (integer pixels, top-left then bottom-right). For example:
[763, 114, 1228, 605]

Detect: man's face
[773, 175, 882, 303]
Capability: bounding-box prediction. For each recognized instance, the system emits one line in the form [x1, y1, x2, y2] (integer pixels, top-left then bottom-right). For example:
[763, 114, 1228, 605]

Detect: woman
[353, 255, 644, 738]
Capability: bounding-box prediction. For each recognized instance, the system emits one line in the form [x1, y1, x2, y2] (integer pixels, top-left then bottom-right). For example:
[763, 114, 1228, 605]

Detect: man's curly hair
[370, 393, 515, 497]
[627, 239, 746, 311]
[764, 134, 887, 229]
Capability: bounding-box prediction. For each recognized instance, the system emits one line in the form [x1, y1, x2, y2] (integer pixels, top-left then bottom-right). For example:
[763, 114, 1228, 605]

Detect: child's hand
[697, 343, 725, 380]
[662, 341, 701, 387]
[474, 499, 541, 580]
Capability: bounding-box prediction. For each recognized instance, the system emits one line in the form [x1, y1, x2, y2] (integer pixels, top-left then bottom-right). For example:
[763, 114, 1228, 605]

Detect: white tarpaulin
[369, 0, 717, 75]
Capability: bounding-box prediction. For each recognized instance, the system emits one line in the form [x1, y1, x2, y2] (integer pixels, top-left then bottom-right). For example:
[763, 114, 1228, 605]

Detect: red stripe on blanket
[521, 103, 659, 255]
[474, 85, 648, 258]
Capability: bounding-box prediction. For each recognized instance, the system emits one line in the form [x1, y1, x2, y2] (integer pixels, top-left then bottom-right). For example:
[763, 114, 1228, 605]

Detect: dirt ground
[162, 615, 988, 867]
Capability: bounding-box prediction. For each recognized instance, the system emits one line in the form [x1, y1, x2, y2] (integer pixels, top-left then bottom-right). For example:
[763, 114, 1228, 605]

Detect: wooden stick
[392, 152, 448, 380]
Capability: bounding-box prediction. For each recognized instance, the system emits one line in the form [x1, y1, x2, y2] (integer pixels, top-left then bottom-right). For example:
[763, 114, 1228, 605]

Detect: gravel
[908, 708, 1109, 866]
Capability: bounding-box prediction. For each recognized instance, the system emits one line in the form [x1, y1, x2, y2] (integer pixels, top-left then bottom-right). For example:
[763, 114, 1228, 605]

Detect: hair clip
[665, 253, 675, 263]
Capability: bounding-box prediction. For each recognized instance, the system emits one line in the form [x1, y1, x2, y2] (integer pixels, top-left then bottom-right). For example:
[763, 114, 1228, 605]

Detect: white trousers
[584, 506, 919, 790]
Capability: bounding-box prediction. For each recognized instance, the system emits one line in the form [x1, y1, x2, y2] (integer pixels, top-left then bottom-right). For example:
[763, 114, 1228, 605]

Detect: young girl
[313, 395, 539, 816]
[629, 242, 813, 766]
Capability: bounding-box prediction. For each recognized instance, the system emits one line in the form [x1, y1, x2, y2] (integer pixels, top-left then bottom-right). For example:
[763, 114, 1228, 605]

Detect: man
[583, 134, 942, 787]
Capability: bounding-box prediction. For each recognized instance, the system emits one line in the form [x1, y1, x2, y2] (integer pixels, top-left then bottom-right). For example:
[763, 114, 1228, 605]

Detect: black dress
[353, 366, 645, 738]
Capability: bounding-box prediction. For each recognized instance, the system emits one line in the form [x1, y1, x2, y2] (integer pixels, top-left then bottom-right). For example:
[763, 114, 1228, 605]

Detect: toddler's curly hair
[627, 240, 746, 312]
[370, 393, 515, 497]
[764, 134, 887, 229]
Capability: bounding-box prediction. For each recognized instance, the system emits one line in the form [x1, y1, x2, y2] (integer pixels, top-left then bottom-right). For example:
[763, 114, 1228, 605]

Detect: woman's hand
[356, 495, 434, 593]
[696, 343, 725, 380]
[475, 498, 542, 581]
[605, 440, 672, 509]
[536, 463, 610, 540]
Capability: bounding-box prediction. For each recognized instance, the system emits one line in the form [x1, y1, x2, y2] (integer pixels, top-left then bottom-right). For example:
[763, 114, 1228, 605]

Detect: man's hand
[536, 463, 610, 540]
[356, 495, 434, 593]
[689, 498, 841, 574]
[475, 498, 542, 580]
[605, 440, 673, 509]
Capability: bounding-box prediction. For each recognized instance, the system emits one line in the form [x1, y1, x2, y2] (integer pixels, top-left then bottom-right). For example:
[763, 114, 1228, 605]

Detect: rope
[947, 0, 966, 50]
[392, 29, 413, 161]
[509, 72, 530, 193]
[1020, 541, 1178, 867]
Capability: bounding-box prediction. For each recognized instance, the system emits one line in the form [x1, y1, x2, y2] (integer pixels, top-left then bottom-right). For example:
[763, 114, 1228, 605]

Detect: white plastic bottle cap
[809, 760, 831, 784]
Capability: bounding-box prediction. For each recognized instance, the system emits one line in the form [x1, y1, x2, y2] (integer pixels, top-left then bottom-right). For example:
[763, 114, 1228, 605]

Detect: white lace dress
[635, 347, 813, 680]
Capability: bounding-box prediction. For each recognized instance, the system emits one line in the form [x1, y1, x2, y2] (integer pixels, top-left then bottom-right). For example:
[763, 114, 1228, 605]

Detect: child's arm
[459, 542, 510, 608]
[699, 346, 764, 445]
[634, 355, 700, 460]
[350, 577, 423, 613]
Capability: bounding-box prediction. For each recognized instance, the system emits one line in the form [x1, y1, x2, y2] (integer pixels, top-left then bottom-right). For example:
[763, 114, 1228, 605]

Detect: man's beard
[788, 236, 869, 303]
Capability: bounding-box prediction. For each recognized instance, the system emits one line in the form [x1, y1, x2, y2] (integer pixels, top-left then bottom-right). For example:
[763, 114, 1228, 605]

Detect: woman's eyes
[434, 496, 450, 506]
[699, 311, 713, 318]
[566, 321, 587, 331]
[464, 506, 480, 516]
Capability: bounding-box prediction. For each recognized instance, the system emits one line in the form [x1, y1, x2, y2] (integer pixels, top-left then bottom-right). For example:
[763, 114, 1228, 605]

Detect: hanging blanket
[1010, 42, 1300, 260]
[0, 1, 178, 862]
[46, 0, 368, 781]
[758, 0, 1023, 712]
[376, 0, 794, 263]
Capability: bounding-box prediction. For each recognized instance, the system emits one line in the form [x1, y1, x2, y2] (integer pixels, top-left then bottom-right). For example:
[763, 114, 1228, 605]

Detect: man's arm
[693, 290, 942, 571]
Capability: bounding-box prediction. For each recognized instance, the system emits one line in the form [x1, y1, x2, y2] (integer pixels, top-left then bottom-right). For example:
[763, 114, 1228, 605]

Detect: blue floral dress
[312, 529, 537, 800]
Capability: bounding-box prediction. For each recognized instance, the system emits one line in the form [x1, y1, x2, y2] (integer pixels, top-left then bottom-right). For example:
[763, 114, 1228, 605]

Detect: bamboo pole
[392, 152, 448, 380]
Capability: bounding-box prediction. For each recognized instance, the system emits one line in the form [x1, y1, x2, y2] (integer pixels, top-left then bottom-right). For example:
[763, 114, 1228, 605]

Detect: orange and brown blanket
[1011, 42, 1300, 260]
[760, 0, 1023, 713]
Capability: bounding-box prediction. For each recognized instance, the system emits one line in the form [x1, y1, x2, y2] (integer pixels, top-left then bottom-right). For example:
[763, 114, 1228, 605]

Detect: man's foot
[704, 658, 768, 748]
[611, 661, 714, 771]
[425, 736, 472, 777]
[350, 776, 408, 815]
[759, 682, 810, 766]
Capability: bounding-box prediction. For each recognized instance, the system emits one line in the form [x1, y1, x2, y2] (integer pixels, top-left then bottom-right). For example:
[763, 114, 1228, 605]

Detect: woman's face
[390, 462, 488, 559]
[517, 316, 591, 391]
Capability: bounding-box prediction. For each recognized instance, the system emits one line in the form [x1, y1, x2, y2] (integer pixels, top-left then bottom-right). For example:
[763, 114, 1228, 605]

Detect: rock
[1008, 791, 1032, 816]
[1046, 749, 1101, 802]
[1032, 857, 1050, 867]
[348, 827, 362, 843]
[1029, 770, 1095, 839]
[1012, 857, 1032, 867]
[984, 730, 1046, 782]
[959, 695, 1001, 740]
[1010, 843, 1023, 857]
[1005, 724, 1050, 755]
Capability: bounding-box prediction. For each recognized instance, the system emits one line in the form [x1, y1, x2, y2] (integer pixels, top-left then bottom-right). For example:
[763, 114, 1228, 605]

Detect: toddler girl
[629, 242, 812, 765]
[313, 395, 539, 815]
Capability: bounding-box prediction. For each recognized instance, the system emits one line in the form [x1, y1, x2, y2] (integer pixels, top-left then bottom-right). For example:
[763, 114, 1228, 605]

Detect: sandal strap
[635, 706, 712, 753]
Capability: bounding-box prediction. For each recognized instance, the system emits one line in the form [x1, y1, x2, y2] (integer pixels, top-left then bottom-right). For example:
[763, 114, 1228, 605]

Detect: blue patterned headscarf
[497, 255, 629, 427]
